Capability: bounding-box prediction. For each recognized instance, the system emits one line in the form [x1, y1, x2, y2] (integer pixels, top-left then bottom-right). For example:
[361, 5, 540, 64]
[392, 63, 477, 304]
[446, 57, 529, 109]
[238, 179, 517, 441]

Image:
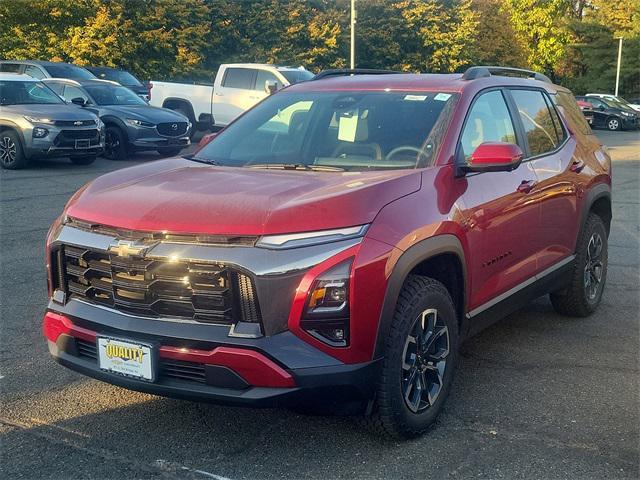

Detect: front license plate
[98, 337, 154, 381]
[75, 139, 91, 149]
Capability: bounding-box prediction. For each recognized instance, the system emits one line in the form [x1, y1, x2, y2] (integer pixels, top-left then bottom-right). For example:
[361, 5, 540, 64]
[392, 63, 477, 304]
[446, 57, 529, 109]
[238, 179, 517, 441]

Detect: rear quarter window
[554, 92, 593, 136]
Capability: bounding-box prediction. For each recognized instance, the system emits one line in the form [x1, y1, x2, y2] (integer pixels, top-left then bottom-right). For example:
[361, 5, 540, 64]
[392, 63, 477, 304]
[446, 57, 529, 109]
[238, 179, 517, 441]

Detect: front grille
[157, 122, 188, 137]
[53, 129, 100, 147]
[54, 245, 261, 325]
[54, 119, 97, 127]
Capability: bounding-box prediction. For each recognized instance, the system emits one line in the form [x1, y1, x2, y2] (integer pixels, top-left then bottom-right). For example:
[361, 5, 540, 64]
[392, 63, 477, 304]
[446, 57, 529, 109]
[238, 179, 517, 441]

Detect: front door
[214, 67, 258, 126]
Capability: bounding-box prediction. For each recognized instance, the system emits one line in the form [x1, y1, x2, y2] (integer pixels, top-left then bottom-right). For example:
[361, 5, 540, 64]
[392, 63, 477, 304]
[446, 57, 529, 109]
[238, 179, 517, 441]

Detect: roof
[222, 63, 308, 71]
[286, 72, 561, 95]
[43, 78, 119, 87]
[0, 73, 36, 81]
[0, 60, 72, 66]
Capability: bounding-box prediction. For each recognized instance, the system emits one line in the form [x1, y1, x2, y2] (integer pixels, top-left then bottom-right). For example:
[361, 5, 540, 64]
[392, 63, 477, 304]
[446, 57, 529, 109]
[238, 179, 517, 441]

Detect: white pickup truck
[149, 63, 313, 132]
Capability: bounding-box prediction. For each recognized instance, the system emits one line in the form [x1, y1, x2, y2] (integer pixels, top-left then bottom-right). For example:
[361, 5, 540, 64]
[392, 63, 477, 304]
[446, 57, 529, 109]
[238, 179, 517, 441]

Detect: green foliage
[0, 0, 638, 96]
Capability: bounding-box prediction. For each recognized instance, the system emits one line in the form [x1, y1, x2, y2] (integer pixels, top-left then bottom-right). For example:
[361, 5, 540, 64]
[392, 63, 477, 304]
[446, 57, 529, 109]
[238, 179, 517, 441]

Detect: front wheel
[606, 117, 622, 131]
[366, 275, 458, 438]
[550, 213, 608, 317]
[0, 130, 28, 169]
[104, 126, 129, 160]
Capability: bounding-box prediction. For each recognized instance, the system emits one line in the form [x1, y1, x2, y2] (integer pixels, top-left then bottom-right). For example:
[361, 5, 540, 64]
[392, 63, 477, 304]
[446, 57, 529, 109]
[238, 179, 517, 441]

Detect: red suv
[44, 66, 611, 438]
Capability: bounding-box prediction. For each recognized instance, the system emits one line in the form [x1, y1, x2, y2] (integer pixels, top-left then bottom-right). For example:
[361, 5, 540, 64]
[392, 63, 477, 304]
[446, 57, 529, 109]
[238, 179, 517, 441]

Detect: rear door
[507, 88, 581, 272]
[213, 67, 258, 126]
[458, 88, 541, 312]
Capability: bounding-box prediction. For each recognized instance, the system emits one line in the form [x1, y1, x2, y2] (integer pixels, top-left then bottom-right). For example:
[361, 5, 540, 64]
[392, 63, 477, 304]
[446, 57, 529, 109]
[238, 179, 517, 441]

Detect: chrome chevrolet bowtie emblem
[74, 121, 84, 126]
[108, 240, 148, 258]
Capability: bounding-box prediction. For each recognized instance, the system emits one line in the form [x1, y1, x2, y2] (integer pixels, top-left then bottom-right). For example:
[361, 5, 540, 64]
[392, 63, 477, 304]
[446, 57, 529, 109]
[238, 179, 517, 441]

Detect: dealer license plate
[75, 139, 91, 149]
[97, 337, 154, 381]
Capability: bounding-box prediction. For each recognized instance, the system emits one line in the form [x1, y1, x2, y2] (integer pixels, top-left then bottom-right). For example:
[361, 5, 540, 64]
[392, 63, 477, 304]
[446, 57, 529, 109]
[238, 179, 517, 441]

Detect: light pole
[615, 36, 623, 97]
[350, 0, 356, 69]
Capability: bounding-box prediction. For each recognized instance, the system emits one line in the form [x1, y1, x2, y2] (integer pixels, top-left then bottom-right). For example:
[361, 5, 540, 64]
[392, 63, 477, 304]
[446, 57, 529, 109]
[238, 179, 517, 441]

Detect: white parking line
[180, 466, 234, 480]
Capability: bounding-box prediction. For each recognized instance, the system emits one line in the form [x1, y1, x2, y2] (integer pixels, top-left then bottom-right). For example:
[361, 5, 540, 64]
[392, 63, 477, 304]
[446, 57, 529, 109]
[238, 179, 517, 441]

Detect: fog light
[33, 127, 49, 138]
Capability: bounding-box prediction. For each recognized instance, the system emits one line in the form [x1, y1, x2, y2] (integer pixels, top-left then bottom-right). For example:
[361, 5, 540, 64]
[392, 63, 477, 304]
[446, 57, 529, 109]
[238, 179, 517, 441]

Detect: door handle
[517, 180, 537, 194]
[570, 159, 585, 173]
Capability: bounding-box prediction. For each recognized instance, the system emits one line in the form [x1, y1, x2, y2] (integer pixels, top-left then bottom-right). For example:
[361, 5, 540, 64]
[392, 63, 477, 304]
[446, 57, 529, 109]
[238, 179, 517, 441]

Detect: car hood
[65, 158, 422, 236]
[5, 104, 97, 122]
[100, 105, 187, 123]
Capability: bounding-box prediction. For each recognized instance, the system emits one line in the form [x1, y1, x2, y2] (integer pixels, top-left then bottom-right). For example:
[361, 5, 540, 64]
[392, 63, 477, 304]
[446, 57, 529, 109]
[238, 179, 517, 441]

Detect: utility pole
[350, 0, 356, 69]
[615, 36, 623, 97]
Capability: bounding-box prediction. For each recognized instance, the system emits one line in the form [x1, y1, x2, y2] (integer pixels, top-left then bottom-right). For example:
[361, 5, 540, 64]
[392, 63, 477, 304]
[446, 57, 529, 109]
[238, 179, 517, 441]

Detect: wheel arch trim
[373, 234, 467, 358]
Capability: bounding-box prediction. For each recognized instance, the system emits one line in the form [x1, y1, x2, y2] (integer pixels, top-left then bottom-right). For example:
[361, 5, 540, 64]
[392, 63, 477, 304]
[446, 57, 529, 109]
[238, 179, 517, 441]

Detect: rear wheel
[104, 126, 129, 160]
[174, 106, 196, 139]
[157, 147, 183, 157]
[0, 130, 28, 169]
[550, 213, 608, 317]
[606, 117, 621, 131]
[366, 275, 458, 438]
[69, 155, 96, 166]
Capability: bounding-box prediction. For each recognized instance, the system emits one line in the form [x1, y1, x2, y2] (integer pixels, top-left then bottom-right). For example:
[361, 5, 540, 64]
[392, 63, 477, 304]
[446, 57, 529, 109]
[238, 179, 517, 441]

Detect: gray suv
[0, 74, 104, 169]
[43, 78, 190, 160]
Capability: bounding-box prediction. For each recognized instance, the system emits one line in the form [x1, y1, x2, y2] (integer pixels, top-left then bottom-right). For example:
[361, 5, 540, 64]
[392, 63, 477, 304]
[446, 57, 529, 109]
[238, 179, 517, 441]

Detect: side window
[23, 65, 46, 79]
[510, 89, 560, 157]
[544, 94, 566, 143]
[555, 92, 591, 135]
[254, 70, 279, 91]
[222, 68, 255, 90]
[460, 90, 517, 159]
[46, 82, 64, 96]
[0, 63, 22, 73]
[62, 85, 89, 102]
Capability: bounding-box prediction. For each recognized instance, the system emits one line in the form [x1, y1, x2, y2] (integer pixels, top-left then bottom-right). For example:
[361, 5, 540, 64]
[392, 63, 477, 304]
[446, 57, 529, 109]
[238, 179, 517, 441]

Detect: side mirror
[598, 105, 605, 111]
[264, 80, 280, 95]
[70, 97, 86, 106]
[463, 142, 523, 173]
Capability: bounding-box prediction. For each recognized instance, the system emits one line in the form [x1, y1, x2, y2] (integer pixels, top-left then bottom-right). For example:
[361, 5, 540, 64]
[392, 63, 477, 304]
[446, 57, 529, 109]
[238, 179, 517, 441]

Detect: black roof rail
[311, 68, 406, 81]
[462, 66, 552, 84]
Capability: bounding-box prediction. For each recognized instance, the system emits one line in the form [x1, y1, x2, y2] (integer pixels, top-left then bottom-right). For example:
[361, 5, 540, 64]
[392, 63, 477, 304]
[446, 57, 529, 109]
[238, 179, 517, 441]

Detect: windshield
[602, 98, 632, 110]
[280, 69, 314, 84]
[84, 85, 147, 105]
[46, 64, 96, 80]
[0, 80, 64, 105]
[97, 69, 143, 86]
[195, 90, 458, 171]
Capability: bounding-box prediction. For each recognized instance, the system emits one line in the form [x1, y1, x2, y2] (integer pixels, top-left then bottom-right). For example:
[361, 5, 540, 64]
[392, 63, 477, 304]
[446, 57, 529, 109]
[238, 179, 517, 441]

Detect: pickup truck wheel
[69, 155, 96, 166]
[104, 126, 129, 160]
[0, 130, 28, 169]
[550, 213, 608, 317]
[157, 147, 183, 157]
[366, 275, 458, 438]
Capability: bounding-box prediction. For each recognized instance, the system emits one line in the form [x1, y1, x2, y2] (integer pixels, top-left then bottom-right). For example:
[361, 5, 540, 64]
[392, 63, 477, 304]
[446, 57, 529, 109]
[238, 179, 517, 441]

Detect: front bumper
[44, 307, 379, 408]
[25, 126, 105, 159]
[126, 124, 190, 151]
[621, 116, 639, 129]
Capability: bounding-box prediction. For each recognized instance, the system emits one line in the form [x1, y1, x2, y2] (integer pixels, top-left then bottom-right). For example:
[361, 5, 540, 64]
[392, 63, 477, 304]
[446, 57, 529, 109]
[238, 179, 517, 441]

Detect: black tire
[0, 130, 28, 169]
[69, 155, 96, 166]
[365, 275, 458, 438]
[175, 106, 197, 139]
[157, 147, 183, 157]
[606, 116, 622, 131]
[104, 126, 129, 160]
[550, 213, 608, 317]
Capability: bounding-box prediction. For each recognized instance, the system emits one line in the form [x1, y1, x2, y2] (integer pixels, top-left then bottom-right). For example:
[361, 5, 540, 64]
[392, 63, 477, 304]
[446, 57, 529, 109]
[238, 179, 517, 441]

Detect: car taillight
[300, 259, 352, 347]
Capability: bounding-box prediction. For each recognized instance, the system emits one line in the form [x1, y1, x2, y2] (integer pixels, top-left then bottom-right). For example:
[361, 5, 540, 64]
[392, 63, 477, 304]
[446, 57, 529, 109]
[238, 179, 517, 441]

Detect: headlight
[33, 127, 49, 138]
[621, 111, 633, 117]
[126, 118, 155, 128]
[256, 225, 368, 249]
[301, 259, 352, 346]
[24, 116, 55, 125]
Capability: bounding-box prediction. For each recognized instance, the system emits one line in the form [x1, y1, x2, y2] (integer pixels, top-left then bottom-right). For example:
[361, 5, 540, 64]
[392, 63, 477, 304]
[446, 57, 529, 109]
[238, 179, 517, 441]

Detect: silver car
[0, 73, 105, 169]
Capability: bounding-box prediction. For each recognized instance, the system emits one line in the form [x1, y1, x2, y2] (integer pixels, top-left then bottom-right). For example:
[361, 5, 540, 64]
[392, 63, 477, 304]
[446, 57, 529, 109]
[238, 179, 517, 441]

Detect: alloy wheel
[104, 130, 120, 158]
[584, 232, 604, 301]
[0, 136, 17, 165]
[401, 308, 450, 413]
[608, 119, 620, 130]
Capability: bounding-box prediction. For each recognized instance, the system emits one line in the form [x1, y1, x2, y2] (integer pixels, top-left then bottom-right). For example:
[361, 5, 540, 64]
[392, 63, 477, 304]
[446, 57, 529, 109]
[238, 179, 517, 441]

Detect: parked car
[586, 93, 640, 112]
[0, 60, 96, 81]
[43, 78, 190, 159]
[0, 73, 104, 169]
[85, 66, 151, 101]
[44, 66, 611, 438]
[150, 63, 314, 132]
[575, 99, 594, 125]
[575, 95, 638, 130]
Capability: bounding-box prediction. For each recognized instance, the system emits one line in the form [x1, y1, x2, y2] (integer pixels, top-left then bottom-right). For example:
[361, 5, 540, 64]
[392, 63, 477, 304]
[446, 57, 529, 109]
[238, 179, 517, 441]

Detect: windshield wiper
[183, 154, 219, 165]
[247, 163, 344, 172]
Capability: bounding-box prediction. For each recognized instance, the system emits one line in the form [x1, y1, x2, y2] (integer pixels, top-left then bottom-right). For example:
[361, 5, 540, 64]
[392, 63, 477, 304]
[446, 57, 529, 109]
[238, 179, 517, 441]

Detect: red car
[44, 66, 611, 438]
[576, 99, 595, 125]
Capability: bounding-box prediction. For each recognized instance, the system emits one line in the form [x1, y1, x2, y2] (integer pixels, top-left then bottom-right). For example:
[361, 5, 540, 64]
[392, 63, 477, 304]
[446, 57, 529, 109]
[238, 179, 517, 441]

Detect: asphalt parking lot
[1, 130, 638, 479]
